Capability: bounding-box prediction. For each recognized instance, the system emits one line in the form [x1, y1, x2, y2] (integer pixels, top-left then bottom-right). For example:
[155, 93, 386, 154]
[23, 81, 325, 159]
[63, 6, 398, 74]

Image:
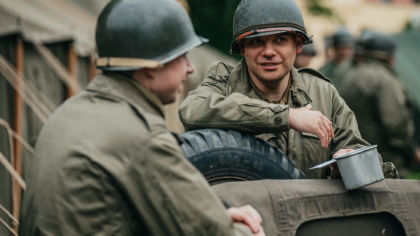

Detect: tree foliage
[306, 0, 343, 23]
[188, 0, 240, 54]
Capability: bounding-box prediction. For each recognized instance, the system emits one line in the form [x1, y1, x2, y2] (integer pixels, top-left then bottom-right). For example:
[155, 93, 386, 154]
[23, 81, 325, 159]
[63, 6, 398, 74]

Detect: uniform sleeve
[330, 85, 370, 154]
[376, 78, 415, 160]
[122, 131, 254, 236]
[179, 62, 289, 134]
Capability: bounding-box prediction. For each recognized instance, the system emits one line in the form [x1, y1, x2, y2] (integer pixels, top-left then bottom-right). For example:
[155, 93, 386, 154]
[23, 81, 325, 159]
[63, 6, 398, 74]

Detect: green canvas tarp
[212, 179, 420, 236]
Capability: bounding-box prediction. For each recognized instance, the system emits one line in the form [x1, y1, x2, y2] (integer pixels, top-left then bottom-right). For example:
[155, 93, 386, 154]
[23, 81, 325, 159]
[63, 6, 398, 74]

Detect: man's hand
[227, 205, 265, 236]
[330, 149, 354, 177]
[289, 104, 334, 149]
[333, 148, 354, 158]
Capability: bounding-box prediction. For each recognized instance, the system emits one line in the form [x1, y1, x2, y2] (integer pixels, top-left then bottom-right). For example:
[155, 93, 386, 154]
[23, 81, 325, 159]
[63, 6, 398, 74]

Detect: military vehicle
[181, 129, 420, 236]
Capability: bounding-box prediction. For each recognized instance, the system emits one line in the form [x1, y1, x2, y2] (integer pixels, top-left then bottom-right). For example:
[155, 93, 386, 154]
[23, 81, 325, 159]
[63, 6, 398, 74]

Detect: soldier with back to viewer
[18, 0, 265, 235]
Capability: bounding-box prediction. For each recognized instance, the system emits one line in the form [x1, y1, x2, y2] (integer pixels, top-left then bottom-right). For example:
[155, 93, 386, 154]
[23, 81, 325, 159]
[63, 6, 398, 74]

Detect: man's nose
[262, 42, 276, 58]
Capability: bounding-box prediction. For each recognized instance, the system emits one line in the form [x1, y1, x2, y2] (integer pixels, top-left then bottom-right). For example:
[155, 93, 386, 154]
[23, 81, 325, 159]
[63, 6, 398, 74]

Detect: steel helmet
[300, 44, 317, 56]
[332, 28, 354, 48]
[230, 0, 312, 54]
[357, 30, 396, 60]
[95, 0, 207, 71]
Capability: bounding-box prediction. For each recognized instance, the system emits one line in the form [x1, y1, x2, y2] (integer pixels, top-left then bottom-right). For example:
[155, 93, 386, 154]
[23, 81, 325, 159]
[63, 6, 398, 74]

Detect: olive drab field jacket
[19, 73, 253, 236]
[179, 60, 370, 178]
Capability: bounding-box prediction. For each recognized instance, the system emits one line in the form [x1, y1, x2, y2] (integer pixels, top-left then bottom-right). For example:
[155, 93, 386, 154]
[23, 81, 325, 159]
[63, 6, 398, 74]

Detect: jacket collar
[289, 67, 312, 107]
[227, 59, 260, 99]
[86, 73, 165, 118]
[227, 59, 312, 107]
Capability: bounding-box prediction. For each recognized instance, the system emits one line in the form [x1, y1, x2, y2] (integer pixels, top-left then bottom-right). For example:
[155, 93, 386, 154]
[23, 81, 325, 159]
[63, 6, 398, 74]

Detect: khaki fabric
[212, 179, 420, 236]
[19, 73, 253, 236]
[179, 60, 369, 178]
[340, 61, 415, 174]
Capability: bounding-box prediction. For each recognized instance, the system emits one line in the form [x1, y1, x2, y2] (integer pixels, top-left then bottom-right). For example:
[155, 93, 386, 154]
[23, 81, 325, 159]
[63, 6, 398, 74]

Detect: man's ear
[296, 41, 304, 55]
[387, 56, 396, 67]
[133, 68, 155, 90]
[142, 68, 155, 79]
[239, 43, 245, 56]
[295, 35, 304, 54]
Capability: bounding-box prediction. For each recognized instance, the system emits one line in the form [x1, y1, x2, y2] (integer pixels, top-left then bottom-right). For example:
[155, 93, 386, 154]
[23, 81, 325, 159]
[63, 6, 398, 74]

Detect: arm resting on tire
[179, 61, 289, 134]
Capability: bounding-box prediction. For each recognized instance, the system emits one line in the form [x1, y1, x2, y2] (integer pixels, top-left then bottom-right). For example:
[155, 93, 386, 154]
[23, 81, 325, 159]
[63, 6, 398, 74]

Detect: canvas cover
[0, 0, 96, 56]
[212, 179, 420, 236]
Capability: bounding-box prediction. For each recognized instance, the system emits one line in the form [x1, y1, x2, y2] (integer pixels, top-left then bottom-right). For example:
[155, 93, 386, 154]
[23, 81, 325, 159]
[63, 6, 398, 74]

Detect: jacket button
[273, 106, 282, 112]
[274, 116, 282, 125]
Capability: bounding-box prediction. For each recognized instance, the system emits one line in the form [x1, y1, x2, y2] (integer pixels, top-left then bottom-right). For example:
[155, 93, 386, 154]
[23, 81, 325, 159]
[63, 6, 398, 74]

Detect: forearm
[180, 88, 289, 134]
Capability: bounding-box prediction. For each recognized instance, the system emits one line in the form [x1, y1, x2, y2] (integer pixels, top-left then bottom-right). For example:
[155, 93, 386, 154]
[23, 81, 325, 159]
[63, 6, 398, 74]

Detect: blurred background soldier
[340, 31, 417, 177]
[294, 43, 317, 69]
[319, 28, 354, 88]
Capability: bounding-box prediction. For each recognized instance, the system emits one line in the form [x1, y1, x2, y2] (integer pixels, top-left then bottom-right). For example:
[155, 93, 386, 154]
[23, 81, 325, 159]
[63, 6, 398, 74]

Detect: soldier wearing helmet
[294, 44, 317, 69]
[319, 28, 355, 88]
[18, 0, 264, 235]
[180, 0, 397, 179]
[340, 31, 417, 177]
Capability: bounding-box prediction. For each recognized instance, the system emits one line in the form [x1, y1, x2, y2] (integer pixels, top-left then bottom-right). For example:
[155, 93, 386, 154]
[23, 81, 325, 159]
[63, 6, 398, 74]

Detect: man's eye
[275, 36, 287, 42]
[249, 39, 262, 45]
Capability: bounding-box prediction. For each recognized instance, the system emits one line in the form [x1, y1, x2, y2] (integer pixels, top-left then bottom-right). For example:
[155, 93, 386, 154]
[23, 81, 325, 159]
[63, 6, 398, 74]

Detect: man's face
[148, 54, 194, 104]
[335, 44, 353, 63]
[240, 33, 302, 84]
[294, 53, 314, 69]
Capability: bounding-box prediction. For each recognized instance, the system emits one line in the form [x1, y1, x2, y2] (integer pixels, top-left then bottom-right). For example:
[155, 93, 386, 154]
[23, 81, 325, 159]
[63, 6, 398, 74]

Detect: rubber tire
[180, 129, 305, 185]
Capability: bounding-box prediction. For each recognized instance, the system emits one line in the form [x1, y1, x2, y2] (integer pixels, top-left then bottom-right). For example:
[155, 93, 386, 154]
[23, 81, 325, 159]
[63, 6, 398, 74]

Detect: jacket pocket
[298, 132, 329, 170]
[255, 133, 277, 142]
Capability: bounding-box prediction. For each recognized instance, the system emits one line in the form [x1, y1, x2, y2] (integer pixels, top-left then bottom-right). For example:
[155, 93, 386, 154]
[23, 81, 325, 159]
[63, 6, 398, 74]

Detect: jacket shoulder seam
[298, 68, 332, 84]
[207, 61, 234, 80]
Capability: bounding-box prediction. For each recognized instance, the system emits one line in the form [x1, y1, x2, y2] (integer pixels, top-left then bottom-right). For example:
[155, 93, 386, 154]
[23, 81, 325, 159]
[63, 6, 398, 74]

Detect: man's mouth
[259, 62, 280, 70]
